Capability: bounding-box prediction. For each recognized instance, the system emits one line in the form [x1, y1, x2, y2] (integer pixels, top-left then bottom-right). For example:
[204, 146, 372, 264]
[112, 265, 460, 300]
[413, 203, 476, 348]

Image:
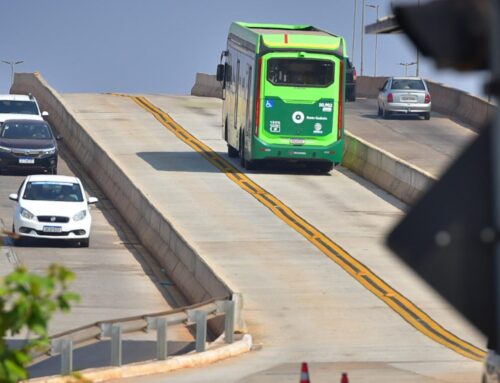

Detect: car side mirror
[42, 111, 49, 117]
[88, 197, 98, 204]
[9, 193, 18, 201]
[56, 135, 63, 141]
[216, 64, 225, 82]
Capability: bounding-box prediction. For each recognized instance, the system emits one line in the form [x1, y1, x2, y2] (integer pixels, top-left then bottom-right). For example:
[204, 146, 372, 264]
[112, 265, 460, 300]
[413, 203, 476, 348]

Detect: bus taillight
[255, 57, 263, 137]
[338, 59, 344, 140]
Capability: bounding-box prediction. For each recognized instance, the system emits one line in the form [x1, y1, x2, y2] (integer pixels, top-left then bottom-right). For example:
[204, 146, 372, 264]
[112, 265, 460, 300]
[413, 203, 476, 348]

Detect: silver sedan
[377, 77, 432, 120]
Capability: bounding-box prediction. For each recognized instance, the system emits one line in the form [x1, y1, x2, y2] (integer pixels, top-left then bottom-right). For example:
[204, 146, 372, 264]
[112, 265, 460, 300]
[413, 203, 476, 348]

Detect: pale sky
[0, 0, 487, 96]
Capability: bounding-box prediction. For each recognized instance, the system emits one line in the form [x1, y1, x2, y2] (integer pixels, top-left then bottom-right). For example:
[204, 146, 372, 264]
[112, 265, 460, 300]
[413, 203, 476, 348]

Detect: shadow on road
[28, 339, 195, 378]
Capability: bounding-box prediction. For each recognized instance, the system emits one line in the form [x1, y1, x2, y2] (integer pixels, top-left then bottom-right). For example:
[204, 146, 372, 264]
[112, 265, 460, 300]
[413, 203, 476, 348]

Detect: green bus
[216, 22, 347, 172]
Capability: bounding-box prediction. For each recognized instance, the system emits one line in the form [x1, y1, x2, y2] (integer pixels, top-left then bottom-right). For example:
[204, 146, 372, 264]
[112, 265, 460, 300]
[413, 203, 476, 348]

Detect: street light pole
[366, 4, 380, 76]
[360, 0, 366, 76]
[352, 0, 357, 63]
[1, 60, 24, 87]
[416, 0, 421, 76]
[398, 62, 417, 76]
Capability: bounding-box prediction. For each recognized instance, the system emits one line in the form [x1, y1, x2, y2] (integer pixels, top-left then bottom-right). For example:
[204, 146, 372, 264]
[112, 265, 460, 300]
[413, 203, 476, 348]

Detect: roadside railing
[31, 296, 236, 375]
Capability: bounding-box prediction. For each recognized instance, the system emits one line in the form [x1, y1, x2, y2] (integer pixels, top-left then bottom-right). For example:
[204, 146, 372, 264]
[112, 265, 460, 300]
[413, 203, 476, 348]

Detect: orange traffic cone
[300, 362, 311, 383]
[340, 372, 349, 383]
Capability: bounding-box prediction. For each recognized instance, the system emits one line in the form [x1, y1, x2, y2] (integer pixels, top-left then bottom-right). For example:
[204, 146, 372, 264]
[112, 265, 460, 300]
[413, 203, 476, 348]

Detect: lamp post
[365, 3, 379, 76]
[398, 62, 417, 76]
[1, 60, 24, 87]
[351, 0, 357, 63]
[416, 0, 421, 76]
[360, 0, 366, 76]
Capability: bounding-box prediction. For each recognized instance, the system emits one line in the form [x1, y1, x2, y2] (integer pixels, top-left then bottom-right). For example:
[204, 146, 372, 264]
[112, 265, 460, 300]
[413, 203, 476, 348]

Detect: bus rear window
[267, 58, 334, 87]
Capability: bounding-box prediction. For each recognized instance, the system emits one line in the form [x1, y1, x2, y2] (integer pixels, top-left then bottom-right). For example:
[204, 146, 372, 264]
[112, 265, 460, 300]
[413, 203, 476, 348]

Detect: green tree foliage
[0, 264, 79, 382]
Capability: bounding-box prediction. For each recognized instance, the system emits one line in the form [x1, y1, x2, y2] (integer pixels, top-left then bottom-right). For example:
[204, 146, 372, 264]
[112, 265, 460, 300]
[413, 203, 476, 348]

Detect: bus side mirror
[216, 64, 225, 82]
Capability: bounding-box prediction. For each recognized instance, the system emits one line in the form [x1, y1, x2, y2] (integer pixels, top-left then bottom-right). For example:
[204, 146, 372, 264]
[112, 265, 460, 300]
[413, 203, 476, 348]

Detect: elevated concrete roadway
[56, 92, 484, 382]
[347, 98, 476, 177]
[0, 141, 192, 375]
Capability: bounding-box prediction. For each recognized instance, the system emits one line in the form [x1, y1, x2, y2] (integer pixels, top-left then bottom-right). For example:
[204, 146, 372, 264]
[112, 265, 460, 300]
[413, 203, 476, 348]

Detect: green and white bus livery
[217, 22, 347, 172]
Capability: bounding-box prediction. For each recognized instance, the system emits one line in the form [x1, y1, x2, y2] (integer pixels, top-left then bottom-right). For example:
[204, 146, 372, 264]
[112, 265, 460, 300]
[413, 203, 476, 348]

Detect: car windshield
[267, 58, 334, 87]
[23, 182, 84, 202]
[0, 100, 39, 115]
[1, 122, 52, 140]
[391, 79, 426, 90]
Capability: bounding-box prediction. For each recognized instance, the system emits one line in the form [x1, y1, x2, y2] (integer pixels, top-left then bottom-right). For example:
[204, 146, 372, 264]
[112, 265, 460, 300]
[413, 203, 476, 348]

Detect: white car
[9, 174, 98, 247]
[377, 77, 432, 120]
[0, 94, 49, 124]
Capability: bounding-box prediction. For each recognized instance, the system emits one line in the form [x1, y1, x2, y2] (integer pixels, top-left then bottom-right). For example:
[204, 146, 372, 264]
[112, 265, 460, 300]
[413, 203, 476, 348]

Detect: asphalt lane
[0, 139, 192, 374]
[345, 98, 477, 176]
[60, 93, 485, 382]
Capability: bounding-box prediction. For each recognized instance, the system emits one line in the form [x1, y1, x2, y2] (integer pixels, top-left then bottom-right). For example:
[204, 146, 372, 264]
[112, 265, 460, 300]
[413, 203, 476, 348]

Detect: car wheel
[382, 107, 391, 120]
[14, 234, 25, 247]
[227, 144, 238, 158]
[80, 238, 90, 248]
[424, 112, 431, 120]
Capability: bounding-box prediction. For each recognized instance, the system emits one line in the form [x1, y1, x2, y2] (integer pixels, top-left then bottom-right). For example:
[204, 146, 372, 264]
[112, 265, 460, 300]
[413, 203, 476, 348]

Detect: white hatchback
[9, 174, 98, 247]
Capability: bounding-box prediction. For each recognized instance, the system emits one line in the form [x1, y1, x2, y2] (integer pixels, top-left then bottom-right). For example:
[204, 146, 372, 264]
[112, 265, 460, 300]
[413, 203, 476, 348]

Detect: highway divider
[190, 73, 436, 204]
[11, 73, 246, 335]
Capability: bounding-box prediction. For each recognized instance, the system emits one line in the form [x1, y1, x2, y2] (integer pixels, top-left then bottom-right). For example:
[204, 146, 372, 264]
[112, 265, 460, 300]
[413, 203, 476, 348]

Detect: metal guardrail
[31, 296, 235, 375]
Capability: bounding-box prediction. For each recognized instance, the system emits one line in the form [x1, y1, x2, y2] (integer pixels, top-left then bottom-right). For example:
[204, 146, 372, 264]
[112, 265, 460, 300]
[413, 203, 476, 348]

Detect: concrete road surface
[0, 141, 192, 377]
[59, 93, 484, 382]
[346, 98, 476, 177]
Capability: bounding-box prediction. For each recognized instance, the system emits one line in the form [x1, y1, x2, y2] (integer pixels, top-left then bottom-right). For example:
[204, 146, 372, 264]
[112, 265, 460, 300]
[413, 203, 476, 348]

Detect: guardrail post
[232, 292, 247, 333]
[111, 325, 122, 366]
[194, 311, 207, 352]
[156, 318, 168, 360]
[224, 300, 235, 344]
[60, 339, 73, 375]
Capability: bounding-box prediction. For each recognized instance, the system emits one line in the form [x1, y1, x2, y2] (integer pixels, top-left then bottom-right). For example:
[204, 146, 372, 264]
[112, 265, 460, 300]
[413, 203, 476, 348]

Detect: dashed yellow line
[114, 93, 485, 362]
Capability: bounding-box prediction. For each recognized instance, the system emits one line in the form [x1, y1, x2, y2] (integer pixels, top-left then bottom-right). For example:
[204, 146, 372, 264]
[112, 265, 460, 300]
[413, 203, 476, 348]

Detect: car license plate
[43, 226, 62, 233]
[19, 158, 35, 164]
[290, 138, 305, 145]
[402, 97, 417, 102]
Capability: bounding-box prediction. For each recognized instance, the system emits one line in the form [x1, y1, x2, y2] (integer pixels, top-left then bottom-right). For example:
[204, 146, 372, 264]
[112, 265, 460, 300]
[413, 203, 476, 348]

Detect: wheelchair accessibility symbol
[265, 100, 274, 108]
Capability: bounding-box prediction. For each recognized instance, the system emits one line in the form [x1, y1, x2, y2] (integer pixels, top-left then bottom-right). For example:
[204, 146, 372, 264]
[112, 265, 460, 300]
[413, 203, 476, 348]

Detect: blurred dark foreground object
[386, 123, 495, 340]
[394, 0, 491, 71]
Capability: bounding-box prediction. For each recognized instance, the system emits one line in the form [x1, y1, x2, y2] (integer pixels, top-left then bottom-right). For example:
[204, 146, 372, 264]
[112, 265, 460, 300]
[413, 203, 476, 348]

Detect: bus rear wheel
[239, 135, 256, 170]
[311, 162, 333, 173]
[228, 144, 238, 158]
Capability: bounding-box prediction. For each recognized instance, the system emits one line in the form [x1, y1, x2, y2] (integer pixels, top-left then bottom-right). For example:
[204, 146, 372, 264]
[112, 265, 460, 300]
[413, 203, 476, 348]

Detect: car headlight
[73, 210, 87, 221]
[20, 208, 35, 220]
[0, 145, 12, 153]
[42, 147, 56, 155]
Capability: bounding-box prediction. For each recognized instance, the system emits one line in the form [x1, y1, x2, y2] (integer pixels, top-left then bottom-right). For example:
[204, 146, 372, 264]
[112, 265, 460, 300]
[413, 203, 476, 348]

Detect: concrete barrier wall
[11, 73, 234, 313]
[191, 73, 223, 99]
[342, 132, 436, 204]
[357, 76, 496, 130]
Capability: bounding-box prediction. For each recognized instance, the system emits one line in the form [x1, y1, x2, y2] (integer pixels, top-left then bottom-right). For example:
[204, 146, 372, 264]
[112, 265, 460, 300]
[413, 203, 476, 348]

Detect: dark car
[346, 59, 357, 102]
[0, 119, 60, 174]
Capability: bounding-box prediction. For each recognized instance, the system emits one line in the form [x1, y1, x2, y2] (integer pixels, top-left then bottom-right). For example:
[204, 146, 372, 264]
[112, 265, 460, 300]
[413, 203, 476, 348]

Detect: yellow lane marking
[114, 93, 485, 362]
